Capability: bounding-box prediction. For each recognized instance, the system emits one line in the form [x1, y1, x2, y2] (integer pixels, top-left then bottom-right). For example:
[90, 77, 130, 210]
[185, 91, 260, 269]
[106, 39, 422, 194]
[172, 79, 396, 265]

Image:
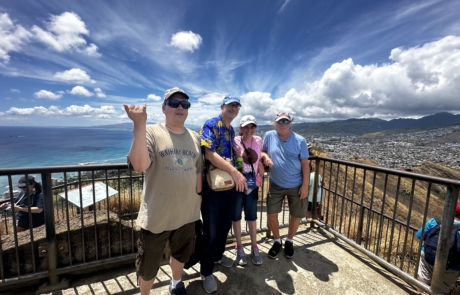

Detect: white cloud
[94, 88, 106, 98]
[63, 104, 115, 116]
[81, 43, 100, 57]
[240, 35, 460, 123]
[278, 0, 291, 13]
[34, 90, 63, 100]
[147, 94, 161, 101]
[6, 106, 48, 115]
[69, 86, 94, 97]
[10, 88, 20, 93]
[31, 12, 100, 57]
[54, 68, 95, 84]
[0, 13, 33, 63]
[170, 31, 202, 52]
[5, 104, 116, 117]
[197, 92, 226, 104]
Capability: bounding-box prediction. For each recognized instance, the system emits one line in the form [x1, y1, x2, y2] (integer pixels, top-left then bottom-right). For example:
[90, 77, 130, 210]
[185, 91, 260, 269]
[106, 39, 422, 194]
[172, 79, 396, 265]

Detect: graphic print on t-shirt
[159, 147, 197, 173]
[173, 155, 188, 167]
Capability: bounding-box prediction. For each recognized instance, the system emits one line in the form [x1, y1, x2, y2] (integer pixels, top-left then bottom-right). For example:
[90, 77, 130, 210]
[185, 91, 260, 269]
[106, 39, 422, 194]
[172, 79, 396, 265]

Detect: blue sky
[1, 0, 460, 127]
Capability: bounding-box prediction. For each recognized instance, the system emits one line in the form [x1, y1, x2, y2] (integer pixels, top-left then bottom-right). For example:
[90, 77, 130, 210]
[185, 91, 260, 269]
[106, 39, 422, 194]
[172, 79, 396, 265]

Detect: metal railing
[0, 165, 142, 289]
[0, 156, 459, 294]
[309, 156, 460, 294]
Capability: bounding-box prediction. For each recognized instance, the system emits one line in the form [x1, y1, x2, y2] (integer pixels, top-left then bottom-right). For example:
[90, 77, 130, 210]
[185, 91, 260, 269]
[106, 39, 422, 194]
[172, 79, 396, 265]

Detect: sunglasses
[226, 103, 241, 109]
[277, 119, 291, 125]
[165, 99, 191, 109]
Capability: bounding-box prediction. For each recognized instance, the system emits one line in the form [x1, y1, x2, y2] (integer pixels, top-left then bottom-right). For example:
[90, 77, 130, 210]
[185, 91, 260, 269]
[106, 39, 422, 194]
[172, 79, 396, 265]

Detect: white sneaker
[235, 248, 247, 266]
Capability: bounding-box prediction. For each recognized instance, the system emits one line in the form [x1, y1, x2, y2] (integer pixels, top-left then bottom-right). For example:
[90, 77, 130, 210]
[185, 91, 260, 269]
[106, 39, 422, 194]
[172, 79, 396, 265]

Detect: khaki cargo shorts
[267, 182, 306, 218]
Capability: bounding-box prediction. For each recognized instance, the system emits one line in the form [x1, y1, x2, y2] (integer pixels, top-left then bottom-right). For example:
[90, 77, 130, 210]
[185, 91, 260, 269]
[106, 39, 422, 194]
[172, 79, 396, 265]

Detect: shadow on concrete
[311, 225, 419, 295]
[27, 224, 418, 295]
[183, 229, 340, 295]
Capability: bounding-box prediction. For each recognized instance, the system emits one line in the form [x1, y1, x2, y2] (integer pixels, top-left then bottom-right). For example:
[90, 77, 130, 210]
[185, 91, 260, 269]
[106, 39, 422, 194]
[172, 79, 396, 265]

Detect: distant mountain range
[93, 112, 460, 136]
[287, 112, 460, 135]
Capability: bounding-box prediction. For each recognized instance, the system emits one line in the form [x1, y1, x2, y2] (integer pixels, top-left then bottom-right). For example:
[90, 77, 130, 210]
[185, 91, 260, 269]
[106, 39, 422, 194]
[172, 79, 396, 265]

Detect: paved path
[42, 225, 419, 295]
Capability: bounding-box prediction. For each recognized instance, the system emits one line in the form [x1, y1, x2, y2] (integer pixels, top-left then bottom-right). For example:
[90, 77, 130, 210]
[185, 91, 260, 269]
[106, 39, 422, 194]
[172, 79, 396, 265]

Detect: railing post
[430, 185, 459, 295]
[310, 158, 320, 227]
[265, 188, 272, 239]
[42, 172, 58, 285]
[264, 168, 272, 239]
[357, 206, 365, 245]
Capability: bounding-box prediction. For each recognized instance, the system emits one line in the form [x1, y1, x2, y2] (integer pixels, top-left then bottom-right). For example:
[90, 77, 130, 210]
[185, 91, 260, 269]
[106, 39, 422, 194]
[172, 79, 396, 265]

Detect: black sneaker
[169, 281, 188, 295]
[268, 241, 282, 259]
[284, 241, 294, 259]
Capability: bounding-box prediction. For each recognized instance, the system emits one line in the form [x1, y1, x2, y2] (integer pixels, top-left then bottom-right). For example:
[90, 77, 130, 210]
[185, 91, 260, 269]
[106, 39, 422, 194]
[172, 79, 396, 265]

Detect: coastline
[0, 126, 132, 194]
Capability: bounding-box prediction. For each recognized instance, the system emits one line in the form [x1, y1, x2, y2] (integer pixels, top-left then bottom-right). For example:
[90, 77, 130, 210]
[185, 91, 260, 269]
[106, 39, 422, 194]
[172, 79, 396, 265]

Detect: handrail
[313, 156, 460, 186]
[310, 156, 460, 295]
[0, 163, 127, 175]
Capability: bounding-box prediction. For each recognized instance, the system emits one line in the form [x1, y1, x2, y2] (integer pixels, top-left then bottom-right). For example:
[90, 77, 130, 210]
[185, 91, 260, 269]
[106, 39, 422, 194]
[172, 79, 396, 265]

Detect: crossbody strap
[229, 128, 235, 165]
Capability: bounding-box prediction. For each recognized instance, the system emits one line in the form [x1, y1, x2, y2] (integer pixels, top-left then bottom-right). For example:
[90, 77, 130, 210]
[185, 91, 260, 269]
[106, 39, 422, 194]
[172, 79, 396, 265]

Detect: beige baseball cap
[164, 87, 189, 100]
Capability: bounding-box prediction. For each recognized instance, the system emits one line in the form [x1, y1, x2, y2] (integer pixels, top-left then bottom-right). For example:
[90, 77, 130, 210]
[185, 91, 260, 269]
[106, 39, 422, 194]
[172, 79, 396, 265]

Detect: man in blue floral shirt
[199, 95, 247, 294]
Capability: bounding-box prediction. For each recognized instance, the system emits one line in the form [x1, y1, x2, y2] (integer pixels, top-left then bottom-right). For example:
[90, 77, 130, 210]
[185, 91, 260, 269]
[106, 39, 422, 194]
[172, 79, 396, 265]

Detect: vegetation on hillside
[295, 120, 384, 135]
[309, 148, 459, 274]
[359, 128, 423, 139]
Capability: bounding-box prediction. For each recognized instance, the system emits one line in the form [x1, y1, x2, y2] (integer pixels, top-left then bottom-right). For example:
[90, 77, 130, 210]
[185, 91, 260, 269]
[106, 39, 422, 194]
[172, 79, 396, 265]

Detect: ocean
[0, 126, 133, 191]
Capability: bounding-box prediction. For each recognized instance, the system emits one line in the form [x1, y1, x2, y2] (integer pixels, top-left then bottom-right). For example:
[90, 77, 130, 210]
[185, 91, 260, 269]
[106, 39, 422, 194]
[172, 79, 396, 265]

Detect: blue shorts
[232, 189, 258, 222]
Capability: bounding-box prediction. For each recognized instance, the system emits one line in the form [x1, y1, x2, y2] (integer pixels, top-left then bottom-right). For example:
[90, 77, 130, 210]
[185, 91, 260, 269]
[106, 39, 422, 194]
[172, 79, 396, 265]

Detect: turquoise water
[0, 126, 133, 191]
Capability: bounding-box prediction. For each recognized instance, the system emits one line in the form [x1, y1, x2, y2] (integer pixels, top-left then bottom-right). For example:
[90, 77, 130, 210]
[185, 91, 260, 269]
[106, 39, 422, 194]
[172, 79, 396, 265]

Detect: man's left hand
[232, 170, 248, 192]
[298, 183, 309, 199]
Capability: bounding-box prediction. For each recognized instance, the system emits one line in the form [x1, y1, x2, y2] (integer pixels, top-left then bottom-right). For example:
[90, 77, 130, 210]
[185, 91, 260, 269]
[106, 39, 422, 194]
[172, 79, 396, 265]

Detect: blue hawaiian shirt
[200, 114, 236, 163]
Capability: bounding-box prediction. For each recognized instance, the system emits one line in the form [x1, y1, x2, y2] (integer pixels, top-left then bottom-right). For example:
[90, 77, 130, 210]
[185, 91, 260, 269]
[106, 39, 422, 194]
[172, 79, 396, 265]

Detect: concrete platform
[38, 224, 419, 295]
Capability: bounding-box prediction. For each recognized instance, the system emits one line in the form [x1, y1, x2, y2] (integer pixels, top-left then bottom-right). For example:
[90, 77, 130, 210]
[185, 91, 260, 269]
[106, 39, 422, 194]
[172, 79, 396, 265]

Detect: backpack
[423, 218, 460, 269]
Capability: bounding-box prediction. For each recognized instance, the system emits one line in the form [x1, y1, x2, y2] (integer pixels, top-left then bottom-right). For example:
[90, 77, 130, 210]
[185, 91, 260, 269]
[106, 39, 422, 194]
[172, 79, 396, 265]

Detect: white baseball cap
[240, 115, 257, 127]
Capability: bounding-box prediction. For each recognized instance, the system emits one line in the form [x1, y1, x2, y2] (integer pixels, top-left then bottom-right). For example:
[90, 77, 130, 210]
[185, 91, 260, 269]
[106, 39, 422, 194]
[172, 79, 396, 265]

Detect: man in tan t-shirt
[124, 87, 203, 295]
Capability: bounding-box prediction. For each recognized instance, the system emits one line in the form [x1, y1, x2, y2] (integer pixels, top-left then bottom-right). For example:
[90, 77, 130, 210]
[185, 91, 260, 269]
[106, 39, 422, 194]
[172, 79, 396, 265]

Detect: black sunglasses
[277, 119, 291, 125]
[165, 99, 191, 109]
